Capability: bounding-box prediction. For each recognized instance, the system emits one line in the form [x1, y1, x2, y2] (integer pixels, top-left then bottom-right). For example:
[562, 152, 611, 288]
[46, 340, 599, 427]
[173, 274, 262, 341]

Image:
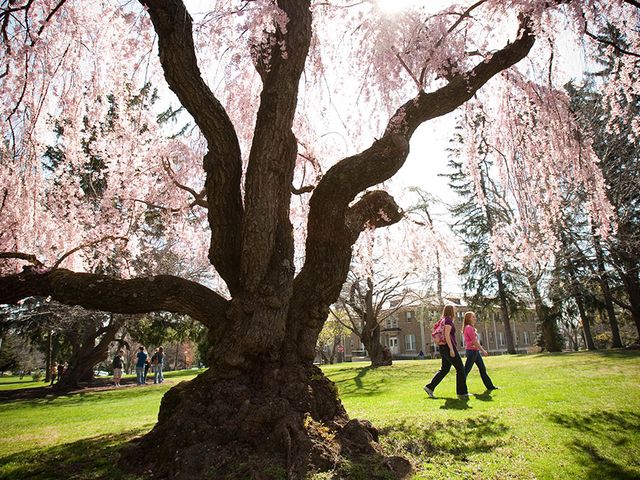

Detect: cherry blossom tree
[1, 0, 636, 477]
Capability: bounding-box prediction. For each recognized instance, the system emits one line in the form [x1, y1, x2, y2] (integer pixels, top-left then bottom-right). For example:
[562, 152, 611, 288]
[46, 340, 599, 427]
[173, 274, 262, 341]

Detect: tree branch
[345, 191, 404, 242]
[162, 157, 208, 208]
[140, 0, 243, 294]
[585, 28, 640, 58]
[289, 13, 539, 359]
[386, 13, 536, 139]
[240, 0, 312, 292]
[0, 268, 228, 330]
[292, 184, 315, 195]
[0, 252, 44, 267]
[53, 236, 129, 269]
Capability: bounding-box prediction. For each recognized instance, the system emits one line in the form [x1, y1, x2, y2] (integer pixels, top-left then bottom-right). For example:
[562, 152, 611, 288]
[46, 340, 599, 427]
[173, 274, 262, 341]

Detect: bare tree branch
[585, 29, 640, 58]
[162, 157, 208, 208]
[0, 252, 44, 267]
[53, 236, 129, 269]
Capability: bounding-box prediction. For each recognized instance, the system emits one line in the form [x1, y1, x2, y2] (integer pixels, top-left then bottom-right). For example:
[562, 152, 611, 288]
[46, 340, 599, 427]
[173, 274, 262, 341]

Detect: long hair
[463, 311, 475, 327]
[442, 304, 455, 319]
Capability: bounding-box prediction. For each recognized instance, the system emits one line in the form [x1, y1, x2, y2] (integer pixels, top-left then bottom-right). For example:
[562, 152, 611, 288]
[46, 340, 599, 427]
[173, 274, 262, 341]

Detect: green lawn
[325, 350, 640, 480]
[0, 352, 638, 479]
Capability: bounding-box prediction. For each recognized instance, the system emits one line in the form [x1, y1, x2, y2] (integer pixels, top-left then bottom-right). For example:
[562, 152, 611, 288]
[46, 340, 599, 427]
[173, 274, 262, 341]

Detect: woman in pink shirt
[463, 311, 497, 391]
[423, 305, 470, 400]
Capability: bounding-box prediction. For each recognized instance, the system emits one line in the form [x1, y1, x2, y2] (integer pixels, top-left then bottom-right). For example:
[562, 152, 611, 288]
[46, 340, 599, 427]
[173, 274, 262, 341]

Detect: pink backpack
[431, 318, 447, 345]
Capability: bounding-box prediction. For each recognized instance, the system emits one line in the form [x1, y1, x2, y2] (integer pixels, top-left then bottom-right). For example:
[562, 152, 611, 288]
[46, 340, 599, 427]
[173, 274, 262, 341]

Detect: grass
[0, 352, 638, 479]
[324, 350, 640, 480]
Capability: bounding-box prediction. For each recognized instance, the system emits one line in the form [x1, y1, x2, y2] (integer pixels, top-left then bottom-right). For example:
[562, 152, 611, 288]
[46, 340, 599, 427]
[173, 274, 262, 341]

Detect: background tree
[445, 114, 529, 354]
[405, 187, 461, 307]
[1, 298, 126, 386]
[315, 315, 347, 365]
[566, 50, 640, 343]
[332, 270, 411, 367]
[0, 1, 633, 477]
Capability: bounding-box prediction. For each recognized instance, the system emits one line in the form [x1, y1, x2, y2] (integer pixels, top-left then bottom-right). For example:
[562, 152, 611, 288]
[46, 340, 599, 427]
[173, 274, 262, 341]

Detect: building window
[498, 332, 505, 347]
[523, 331, 530, 345]
[406, 311, 413, 322]
[405, 334, 416, 351]
[386, 317, 398, 329]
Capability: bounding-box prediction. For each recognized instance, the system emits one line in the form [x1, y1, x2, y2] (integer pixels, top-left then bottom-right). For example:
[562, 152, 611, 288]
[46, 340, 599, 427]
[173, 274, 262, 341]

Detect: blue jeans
[136, 367, 145, 385]
[464, 349, 496, 390]
[154, 364, 164, 384]
[426, 345, 468, 395]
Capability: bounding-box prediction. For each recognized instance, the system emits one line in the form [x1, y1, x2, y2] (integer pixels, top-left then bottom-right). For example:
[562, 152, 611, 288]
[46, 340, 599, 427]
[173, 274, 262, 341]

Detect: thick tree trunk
[574, 294, 596, 350]
[619, 260, 640, 343]
[593, 234, 622, 347]
[56, 316, 123, 388]
[496, 271, 516, 354]
[120, 362, 410, 479]
[527, 274, 562, 352]
[363, 324, 392, 367]
[45, 331, 53, 383]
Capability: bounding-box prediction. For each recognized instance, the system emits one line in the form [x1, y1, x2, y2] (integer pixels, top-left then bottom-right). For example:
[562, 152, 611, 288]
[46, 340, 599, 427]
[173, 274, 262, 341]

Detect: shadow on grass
[332, 366, 387, 396]
[0, 429, 147, 480]
[354, 365, 372, 390]
[0, 369, 205, 405]
[379, 414, 508, 462]
[0, 383, 170, 412]
[439, 397, 472, 410]
[548, 410, 640, 480]
[472, 390, 495, 402]
[335, 363, 418, 396]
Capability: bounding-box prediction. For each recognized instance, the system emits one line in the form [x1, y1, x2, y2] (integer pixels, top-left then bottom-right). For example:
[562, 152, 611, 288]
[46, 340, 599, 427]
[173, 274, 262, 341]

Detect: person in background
[154, 347, 165, 384]
[463, 311, 498, 391]
[50, 362, 58, 385]
[423, 304, 470, 400]
[112, 349, 125, 387]
[56, 361, 66, 384]
[150, 348, 159, 379]
[135, 346, 148, 386]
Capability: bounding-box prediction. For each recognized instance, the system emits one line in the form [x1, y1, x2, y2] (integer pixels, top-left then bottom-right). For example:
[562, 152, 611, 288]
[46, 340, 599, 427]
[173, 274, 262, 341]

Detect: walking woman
[423, 305, 470, 400]
[463, 311, 498, 391]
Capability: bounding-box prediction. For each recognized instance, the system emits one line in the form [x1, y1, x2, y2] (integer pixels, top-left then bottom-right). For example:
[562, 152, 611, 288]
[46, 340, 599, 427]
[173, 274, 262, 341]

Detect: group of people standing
[424, 304, 498, 400]
[49, 361, 67, 385]
[111, 346, 165, 387]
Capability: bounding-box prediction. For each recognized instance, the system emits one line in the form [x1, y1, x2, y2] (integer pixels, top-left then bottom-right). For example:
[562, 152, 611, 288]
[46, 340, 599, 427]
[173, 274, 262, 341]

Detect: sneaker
[423, 386, 435, 398]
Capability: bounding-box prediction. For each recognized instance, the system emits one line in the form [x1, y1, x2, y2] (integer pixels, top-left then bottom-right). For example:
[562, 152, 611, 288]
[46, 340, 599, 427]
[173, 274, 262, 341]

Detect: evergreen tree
[445, 119, 527, 354]
[565, 24, 640, 343]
